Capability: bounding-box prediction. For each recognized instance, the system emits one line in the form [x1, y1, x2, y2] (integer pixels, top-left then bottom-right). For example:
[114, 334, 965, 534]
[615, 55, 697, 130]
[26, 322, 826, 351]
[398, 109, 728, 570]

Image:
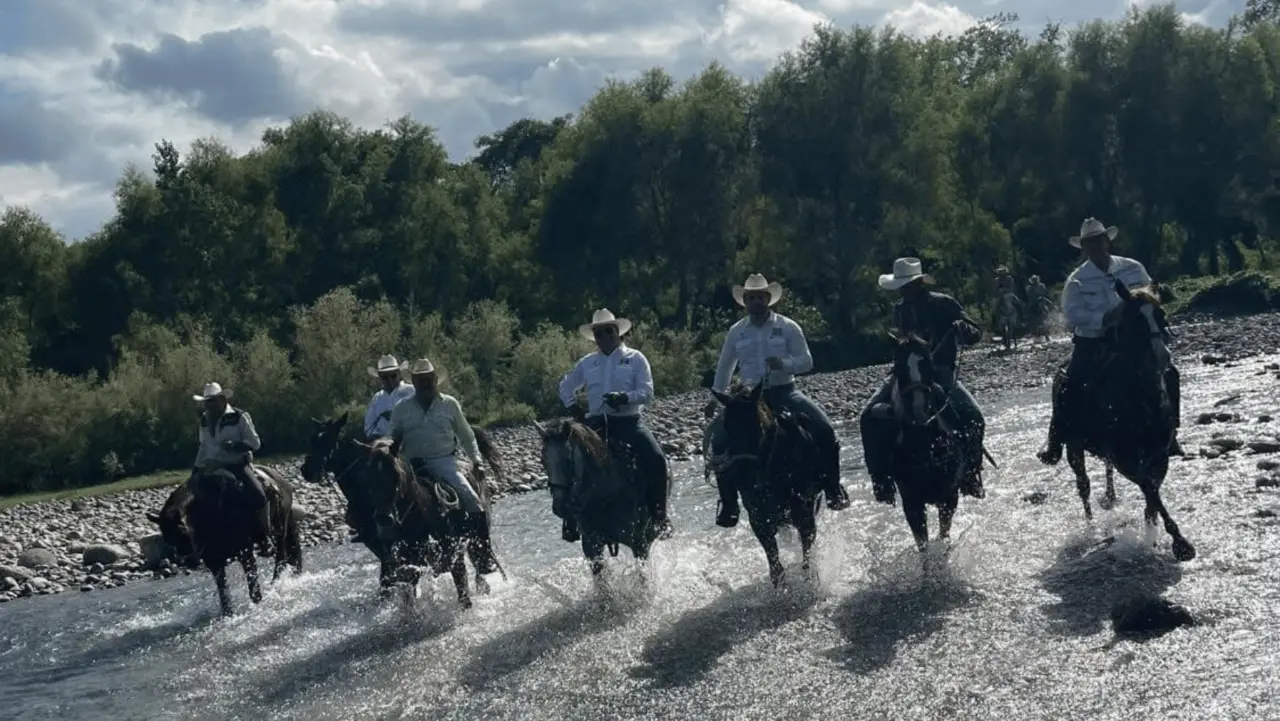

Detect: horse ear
[146, 511, 161, 524]
[711, 390, 732, 406]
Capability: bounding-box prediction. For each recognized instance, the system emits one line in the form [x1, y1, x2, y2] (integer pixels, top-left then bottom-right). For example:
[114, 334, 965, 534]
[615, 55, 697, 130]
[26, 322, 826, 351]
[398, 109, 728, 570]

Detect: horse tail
[473, 425, 505, 485]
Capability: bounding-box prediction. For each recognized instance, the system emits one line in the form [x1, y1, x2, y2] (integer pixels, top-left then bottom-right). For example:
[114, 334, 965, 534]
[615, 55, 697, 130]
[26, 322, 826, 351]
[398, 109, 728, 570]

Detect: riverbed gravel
[1, 312, 1276, 603]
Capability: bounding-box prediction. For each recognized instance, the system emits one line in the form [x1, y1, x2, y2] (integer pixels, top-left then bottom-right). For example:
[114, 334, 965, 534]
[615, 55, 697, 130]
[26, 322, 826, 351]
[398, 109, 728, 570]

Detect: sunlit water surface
[3, 355, 1280, 720]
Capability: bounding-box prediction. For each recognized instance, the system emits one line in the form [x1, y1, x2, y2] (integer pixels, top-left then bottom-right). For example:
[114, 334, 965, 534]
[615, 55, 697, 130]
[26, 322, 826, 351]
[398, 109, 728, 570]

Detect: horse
[1026, 295, 1056, 342]
[1052, 280, 1195, 562]
[993, 292, 1022, 351]
[709, 381, 823, 587]
[535, 418, 666, 579]
[300, 413, 505, 607]
[875, 332, 969, 552]
[146, 466, 303, 616]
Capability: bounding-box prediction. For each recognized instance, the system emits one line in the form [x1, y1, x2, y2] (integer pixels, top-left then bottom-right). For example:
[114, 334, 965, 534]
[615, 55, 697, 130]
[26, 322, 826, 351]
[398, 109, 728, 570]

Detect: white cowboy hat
[1069, 217, 1118, 248]
[1029, 274, 1041, 284]
[366, 354, 409, 378]
[878, 257, 935, 291]
[995, 265, 1009, 274]
[408, 358, 437, 376]
[732, 274, 782, 307]
[192, 382, 232, 402]
[578, 309, 632, 341]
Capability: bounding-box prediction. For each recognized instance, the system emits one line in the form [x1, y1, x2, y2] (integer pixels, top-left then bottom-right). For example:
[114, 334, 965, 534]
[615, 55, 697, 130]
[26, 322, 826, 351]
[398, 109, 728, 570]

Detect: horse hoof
[1172, 539, 1197, 562]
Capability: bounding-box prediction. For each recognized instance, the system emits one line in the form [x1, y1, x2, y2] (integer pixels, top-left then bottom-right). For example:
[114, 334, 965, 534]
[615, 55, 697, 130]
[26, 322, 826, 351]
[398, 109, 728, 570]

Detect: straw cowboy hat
[732, 273, 782, 307]
[578, 309, 632, 341]
[366, 354, 409, 378]
[1029, 274, 1041, 284]
[1069, 217, 1118, 248]
[193, 382, 233, 402]
[408, 358, 437, 376]
[995, 265, 1009, 274]
[878, 257, 935, 291]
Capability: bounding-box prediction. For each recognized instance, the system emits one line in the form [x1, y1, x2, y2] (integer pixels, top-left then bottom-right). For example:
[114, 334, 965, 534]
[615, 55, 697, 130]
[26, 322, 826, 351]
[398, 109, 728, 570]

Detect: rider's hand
[221, 440, 237, 451]
[765, 356, 784, 371]
[603, 392, 629, 409]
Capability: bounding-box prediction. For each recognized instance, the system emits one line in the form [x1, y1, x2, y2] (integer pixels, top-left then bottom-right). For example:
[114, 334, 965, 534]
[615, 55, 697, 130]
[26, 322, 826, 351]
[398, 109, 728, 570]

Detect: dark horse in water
[1052, 280, 1195, 562]
[300, 413, 505, 608]
[872, 332, 974, 551]
[147, 466, 303, 616]
[709, 381, 823, 586]
[535, 418, 668, 579]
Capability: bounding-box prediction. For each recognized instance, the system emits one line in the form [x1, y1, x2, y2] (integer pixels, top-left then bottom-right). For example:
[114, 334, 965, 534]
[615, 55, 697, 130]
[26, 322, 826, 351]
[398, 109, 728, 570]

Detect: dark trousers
[585, 414, 670, 519]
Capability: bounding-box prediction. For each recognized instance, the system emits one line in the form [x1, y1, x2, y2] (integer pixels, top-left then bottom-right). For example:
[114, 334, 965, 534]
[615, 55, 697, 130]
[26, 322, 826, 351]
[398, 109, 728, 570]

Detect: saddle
[248, 464, 282, 499]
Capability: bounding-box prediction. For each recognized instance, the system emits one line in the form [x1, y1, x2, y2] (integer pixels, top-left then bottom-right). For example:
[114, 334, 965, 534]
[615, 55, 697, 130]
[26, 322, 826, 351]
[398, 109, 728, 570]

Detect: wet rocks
[17, 548, 56, 569]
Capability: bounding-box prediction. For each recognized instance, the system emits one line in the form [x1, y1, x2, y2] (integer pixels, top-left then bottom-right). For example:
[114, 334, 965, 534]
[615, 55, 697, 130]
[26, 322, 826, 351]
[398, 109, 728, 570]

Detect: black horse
[147, 466, 303, 616]
[300, 414, 505, 607]
[1052, 280, 1195, 561]
[535, 418, 667, 579]
[709, 381, 823, 586]
[873, 332, 970, 551]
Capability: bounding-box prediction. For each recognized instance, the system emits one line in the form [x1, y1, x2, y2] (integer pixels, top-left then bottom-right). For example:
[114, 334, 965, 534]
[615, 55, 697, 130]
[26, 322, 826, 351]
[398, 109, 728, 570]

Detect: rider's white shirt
[363, 382, 415, 438]
[712, 312, 814, 393]
[1062, 255, 1151, 338]
[558, 344, 654, 417]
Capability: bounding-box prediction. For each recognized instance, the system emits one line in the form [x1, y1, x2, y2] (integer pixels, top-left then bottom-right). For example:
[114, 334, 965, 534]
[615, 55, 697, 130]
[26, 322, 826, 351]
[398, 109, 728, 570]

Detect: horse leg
[793, 498, 819, 578]
[1140, 483, 1196, 561]
[286, 518, 303, 575]
[1099, 461, 1117, 510]
[902, 497, 929, 552]
[938, 496, 958, 542]
[1066, 444, 1093, 521]
[242, 551, 263, 604]
[583, 536, 606, 579]
[748, 515, 785, 586]
[211, 561, 233, 617]
[450, 545, 472, 610]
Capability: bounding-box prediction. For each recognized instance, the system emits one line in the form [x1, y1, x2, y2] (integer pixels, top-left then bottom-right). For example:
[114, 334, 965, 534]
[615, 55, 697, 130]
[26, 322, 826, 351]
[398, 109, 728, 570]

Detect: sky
[0, 0, 1243, 241]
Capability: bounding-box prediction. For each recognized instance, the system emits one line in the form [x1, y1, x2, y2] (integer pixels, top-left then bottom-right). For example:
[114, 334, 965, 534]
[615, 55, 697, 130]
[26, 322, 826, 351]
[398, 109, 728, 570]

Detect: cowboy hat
[878, 257, 935, 291]
[408, 358, 437, 376]
[366, 354, 409, 378]
[1069, 217, 1118, 248]
[193, 382, 233, 402]
[995, 265, 1009, 274]
[1029, 274, 1041, 284]
[578, 309, 632, 341]
[732, 274, 782, 307]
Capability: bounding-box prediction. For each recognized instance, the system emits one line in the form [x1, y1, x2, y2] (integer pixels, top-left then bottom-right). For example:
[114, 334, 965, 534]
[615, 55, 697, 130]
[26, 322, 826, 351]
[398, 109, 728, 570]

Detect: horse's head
[890, 332, 947, 428]
[1110, 279, 1173, 378]
[300, 412, 349, 483]
[711, 381, 774, 473]
[535, 418, 610, 511]
[146, 486, 199, 568]
[353, 438, 420, 542]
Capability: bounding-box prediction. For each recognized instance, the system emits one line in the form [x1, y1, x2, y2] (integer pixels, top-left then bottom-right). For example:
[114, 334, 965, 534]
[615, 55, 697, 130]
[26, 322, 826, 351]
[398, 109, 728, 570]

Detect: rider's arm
[1062, 276, 1099, 330]
[629, 352, 654, 406]
[711, 329, 738, 393]
[448, 396, 483, 463]
[193, 424, 210, 469]
[388, 401, 406, 445]
[557, 357, 586, 409]
[362, 393, 381, 438]
[237, 412, 262, 453]
[944, 298, 983, 345]
[781, 319, 814, 375]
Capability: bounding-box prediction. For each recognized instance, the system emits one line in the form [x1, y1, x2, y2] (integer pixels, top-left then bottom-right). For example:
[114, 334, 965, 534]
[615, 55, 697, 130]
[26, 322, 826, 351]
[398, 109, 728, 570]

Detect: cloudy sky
[0, 0, 1241, 241]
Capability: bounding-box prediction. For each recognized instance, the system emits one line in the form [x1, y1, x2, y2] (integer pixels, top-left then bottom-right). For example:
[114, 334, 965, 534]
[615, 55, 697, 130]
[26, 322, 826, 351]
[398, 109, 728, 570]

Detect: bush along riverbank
[2, 310, 1280, 603]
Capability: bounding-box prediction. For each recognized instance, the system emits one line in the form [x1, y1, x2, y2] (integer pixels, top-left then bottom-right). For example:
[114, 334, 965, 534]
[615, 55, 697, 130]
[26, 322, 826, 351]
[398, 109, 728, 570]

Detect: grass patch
[0, 454, 302, 510]
[1166, 271, 1280, 316]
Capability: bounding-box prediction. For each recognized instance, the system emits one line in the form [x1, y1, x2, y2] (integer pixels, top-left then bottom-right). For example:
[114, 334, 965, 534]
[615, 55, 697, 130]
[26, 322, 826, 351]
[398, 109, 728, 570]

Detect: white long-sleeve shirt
[558, 345, 654, 417]
[1062, 255, 1151, 338]
[364, 382, 415, 438]
[193, 406, 261, 470]
[389, 393, 482, 463]
[712, 312, 814, 393]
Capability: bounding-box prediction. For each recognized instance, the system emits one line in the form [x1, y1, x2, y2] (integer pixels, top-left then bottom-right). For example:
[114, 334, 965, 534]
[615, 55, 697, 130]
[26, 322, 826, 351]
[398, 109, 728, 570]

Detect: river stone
[0, 565, 33, 583]
[17, 548, 57, 569]
[82, 544, 129, 566]
[138, 534, 170, 568]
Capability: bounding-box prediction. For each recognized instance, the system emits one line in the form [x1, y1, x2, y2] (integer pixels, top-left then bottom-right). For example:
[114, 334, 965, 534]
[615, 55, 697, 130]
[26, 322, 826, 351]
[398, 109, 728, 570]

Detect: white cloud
[0, 0, 1241, 241]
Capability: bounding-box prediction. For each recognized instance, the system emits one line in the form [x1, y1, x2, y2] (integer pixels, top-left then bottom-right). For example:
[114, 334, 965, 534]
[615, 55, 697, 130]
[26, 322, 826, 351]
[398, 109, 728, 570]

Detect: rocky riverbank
[2, 311, 1277, 604]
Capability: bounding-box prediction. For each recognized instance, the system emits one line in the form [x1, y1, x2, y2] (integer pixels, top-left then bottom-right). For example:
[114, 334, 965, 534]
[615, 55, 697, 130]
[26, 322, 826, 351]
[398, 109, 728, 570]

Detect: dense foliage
[2, 5, 1279, 494]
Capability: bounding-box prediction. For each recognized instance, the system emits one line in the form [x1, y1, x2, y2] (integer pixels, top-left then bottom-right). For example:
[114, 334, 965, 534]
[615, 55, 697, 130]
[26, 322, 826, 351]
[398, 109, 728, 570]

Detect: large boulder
[82, 544, 130, 566]
[137, 534, 171, 569]
[17, 548, 57, 569]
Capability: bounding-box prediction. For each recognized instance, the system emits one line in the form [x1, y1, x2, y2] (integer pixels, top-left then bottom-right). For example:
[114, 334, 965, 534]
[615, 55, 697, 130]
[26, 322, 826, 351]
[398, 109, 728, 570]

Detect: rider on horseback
[557, 309, 673, 543]
[706, 273, 852, 528]
[190, 382, 272, 555]
[1026, 275, 1049, 306]
[388, 358, 498, 573]
[1037, 218, 1184, 465]
[364, 354, 415, 439]
[860, 258, 987, 504]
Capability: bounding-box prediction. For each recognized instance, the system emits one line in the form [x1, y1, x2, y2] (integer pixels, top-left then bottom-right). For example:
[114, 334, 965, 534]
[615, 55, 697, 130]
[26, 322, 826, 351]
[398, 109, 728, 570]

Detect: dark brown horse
[535, 418, 666, 579]
[709, 381, 823, 586]
[147, 466, 303, 616]
[301, 414, 505, 607]
[1053, 280, 1195, 561]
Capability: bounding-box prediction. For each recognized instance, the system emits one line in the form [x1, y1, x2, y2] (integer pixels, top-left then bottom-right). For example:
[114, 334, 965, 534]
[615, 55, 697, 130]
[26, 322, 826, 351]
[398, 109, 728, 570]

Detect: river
[2, 354, 1279, 720]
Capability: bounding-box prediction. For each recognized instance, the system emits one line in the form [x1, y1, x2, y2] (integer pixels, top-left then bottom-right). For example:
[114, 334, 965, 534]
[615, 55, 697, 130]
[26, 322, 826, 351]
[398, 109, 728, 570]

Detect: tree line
[1, 4, 1278, 495]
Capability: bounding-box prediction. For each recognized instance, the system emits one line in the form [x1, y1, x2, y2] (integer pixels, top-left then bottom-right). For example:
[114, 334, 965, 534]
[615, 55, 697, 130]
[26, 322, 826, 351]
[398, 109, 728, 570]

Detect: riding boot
[467, 513, 499, 575]
[821, 441, 851, 511]
[715, 475, 740, 528]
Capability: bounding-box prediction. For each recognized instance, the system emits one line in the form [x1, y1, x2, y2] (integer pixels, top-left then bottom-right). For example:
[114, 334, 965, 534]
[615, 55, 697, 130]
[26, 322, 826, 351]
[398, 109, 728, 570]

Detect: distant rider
[191, 382, 271, 554]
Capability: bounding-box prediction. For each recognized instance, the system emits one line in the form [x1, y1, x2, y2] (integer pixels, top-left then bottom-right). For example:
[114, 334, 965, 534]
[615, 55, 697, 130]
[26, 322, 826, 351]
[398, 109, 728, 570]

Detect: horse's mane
[366, 438, 432, 508]
[1129, 285, 1163, 307]
[542, 419, 610, 465]
[722, 383, 775, 430]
